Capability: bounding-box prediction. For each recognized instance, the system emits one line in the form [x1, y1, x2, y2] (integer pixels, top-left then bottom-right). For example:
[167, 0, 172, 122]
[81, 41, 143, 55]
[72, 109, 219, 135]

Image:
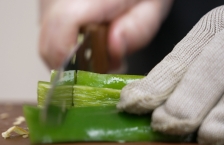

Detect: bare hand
[39, 0, 173, 70]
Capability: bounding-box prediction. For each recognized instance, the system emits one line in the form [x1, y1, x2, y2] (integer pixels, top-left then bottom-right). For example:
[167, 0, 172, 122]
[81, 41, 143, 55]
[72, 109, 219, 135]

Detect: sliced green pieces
[37, 82, 121, 107]
[38, 70, 144, 108]
[30, 70, 197, 144]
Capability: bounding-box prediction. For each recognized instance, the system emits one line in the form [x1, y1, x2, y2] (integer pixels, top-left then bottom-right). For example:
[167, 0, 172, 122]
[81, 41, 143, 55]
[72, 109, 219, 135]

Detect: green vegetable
[50, 70, 144, 89]
[37, 81, 120, 107]
[38, 70, 144, 108]
[30, 70, 196, 144]
[76, 70, 144, 89]
[24, 105, 195, 144]
[50, 70, 76, 86]
[37, 81, 73, 108]
[73, 85, 120, 107]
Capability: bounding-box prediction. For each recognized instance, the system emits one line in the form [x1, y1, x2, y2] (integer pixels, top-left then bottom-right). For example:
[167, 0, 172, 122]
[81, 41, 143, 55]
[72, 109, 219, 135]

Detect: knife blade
[41, 33, 88, 125]
[41, 24, 109, 125]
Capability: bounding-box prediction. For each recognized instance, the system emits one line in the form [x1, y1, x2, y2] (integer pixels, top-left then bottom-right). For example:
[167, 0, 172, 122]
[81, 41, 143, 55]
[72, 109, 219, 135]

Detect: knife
[41, 24, 109, 125]
[41, 33, 88, 125]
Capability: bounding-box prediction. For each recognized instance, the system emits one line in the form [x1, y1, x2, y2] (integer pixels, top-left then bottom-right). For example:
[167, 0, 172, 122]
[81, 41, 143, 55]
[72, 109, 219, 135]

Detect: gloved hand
[117, 6, 224, 144]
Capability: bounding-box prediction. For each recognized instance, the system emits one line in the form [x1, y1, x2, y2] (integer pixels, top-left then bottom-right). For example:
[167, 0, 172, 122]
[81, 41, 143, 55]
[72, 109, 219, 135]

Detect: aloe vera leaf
[23, 105, 195, 144]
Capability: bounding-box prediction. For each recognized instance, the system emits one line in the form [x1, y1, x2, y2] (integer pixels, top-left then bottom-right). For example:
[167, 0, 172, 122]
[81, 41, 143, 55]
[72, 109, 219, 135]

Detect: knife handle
[77, 24, 109, 74]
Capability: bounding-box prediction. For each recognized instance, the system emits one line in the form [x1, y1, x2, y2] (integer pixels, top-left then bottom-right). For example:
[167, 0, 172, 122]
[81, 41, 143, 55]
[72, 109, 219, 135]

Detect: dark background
[126, 0, 224, 75]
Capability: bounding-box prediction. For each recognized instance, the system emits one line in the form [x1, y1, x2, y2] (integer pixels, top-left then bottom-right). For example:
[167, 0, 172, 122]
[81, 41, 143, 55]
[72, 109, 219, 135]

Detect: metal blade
[41, 34, 88, 124]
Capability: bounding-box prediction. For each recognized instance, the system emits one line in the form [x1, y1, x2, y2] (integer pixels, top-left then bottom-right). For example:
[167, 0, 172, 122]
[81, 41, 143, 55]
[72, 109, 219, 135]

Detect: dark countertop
[0, 104, 198, 145]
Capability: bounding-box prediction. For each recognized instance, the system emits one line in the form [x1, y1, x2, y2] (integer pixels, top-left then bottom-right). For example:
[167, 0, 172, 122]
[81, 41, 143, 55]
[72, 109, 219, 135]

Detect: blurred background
[0, 0, 222, 103]
[0, 0, 49, 103]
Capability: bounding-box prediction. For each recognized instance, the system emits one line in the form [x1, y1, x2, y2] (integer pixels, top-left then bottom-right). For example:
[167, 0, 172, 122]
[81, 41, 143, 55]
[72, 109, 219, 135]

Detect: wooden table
[0, 104, 197, 145]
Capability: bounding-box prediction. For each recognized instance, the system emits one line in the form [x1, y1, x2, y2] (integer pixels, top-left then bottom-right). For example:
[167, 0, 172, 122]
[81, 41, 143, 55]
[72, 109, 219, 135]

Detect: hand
[117, 6, 224, 144]
[39, 0, 173, 70]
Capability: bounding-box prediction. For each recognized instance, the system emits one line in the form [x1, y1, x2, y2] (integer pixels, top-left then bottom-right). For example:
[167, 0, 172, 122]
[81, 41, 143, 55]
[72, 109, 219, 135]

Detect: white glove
[117, 6, 224, 144]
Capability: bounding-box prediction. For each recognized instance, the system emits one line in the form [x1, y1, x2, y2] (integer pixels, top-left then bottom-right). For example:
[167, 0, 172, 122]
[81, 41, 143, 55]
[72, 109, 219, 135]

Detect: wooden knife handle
[77, 24, 109, 74]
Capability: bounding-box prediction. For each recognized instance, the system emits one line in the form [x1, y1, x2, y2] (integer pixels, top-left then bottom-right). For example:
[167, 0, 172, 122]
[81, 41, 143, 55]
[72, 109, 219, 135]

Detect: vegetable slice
[50, 70, 76, 86]
[73, 85, 120, 107]
[37, 81, 73, 108]
[76, 70, 144, 89]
